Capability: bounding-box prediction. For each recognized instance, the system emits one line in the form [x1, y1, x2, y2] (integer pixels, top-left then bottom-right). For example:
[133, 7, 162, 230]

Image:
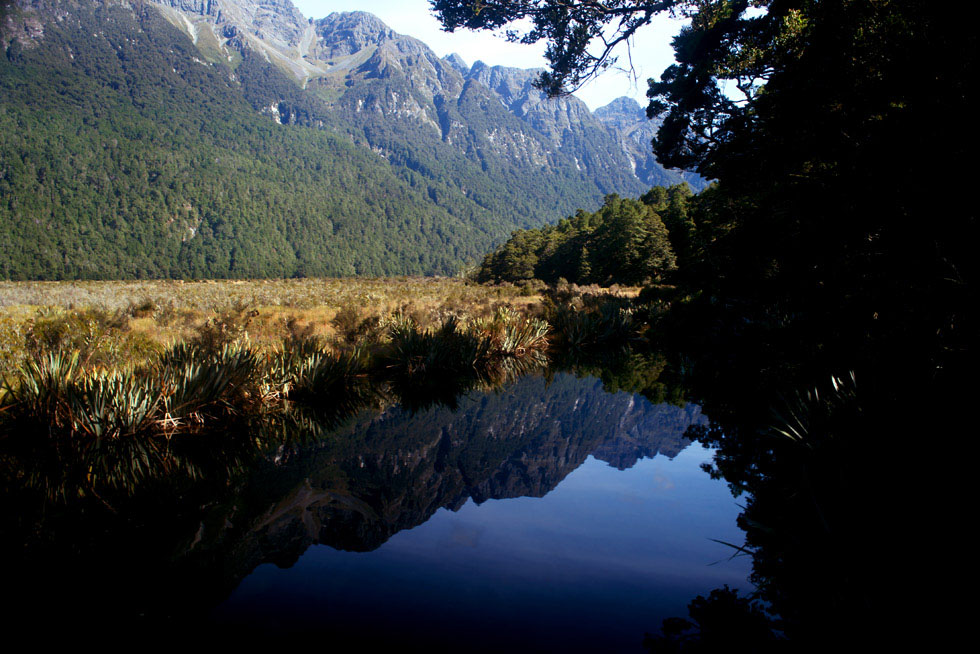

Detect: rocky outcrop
[310, 10, 396, 59]
[467, 61, 591, 136]
[594, 96, 649, 133]
[154, 0, 218, 17]
[156, 0, 306, 47]
[443, 52, 469, 76]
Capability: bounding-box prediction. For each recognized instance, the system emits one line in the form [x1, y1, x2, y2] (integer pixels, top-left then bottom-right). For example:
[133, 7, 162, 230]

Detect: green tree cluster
[477, 185, 692, 285]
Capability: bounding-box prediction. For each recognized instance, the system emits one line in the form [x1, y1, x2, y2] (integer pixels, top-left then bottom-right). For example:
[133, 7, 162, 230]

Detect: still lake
[3, 372, 749, 650]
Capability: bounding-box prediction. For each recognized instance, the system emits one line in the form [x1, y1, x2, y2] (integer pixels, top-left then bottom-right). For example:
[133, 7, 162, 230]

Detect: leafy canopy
[430, 1, 677, 96]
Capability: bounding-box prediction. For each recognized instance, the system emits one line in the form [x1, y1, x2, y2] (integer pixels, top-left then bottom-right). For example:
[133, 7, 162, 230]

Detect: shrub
[330, 303, 362, 344]
[23, 308, 147, 369]
[187, 301, 259, 354]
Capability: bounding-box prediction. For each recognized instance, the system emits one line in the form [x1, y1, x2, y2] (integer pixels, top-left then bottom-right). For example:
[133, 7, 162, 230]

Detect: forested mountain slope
[0, 0, 698, 279]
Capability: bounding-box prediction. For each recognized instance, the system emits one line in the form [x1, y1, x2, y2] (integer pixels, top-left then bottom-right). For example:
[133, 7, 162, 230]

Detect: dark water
[212, 449, 746, 650]
[1, 372, 748, 650]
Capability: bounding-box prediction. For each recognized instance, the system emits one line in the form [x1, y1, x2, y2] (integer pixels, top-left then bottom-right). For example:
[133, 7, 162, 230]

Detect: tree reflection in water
[642, 290, 963, 651]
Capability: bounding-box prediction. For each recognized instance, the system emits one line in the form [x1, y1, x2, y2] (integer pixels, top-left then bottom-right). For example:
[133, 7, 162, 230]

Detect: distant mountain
[0, 0, 702, 279]
[593, 96, 705, 189]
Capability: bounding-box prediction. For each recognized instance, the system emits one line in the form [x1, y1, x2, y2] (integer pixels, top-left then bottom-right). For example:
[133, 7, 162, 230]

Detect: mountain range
[0, 0, 701, 279]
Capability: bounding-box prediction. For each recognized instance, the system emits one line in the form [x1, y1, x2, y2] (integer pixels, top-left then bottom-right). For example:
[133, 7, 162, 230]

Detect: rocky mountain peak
[595, 96, 650, 132]
[310, 12, 465, 102]
[466, 59, 600, 147]
[313, 10, 396, 58]
[467, 60, 544, 111]
[156, 0, 307, 49]
[443, 52, 469, 75]
[596, 96, 645, 119]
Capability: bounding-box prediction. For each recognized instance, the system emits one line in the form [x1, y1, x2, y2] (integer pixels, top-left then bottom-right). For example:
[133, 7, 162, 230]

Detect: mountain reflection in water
[1, 371, 748, 650]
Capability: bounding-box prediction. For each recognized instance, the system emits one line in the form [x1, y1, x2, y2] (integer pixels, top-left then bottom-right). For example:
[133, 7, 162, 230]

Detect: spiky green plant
[62, 369, 163, 439]
[771, 371, 860, 449]
[284, 345, 380, 429]
[0, 350, 165, 439]
[290, 346, 368, 399]
[267, 334, 332, 397]
[0, 350, 82, 433]
[158, 342, 262, 425]
[472, 307, 550, 356]
[499, 314, 549, 355]
[385, 313, 483, 375]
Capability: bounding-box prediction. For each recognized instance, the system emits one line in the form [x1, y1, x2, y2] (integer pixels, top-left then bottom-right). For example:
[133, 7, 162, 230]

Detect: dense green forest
[476, 184, 693, 285]
[0, 2, 615, 279]
[0, 4, 497, 279]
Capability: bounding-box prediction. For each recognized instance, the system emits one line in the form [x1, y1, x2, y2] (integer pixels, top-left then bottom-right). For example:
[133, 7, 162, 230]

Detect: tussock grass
[0, 278, 641, 442]
[543, 287, 640, 347]
[0, 277, 537, 375]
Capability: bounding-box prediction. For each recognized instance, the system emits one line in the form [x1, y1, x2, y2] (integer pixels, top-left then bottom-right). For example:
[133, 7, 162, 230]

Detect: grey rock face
[596, 95, 706, 189]
[155, 0, 218, 17]
[443, 52, 468, 76]
[467, 60, 594, 135]
[311, 10, 395, 58]
[152, 0, 308, 50]
[594, 96, 647, 132]
[143, 0, 697, 189]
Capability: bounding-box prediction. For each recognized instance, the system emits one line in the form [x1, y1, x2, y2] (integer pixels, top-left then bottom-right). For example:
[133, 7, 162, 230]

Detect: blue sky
[290, 0, 685, 111]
